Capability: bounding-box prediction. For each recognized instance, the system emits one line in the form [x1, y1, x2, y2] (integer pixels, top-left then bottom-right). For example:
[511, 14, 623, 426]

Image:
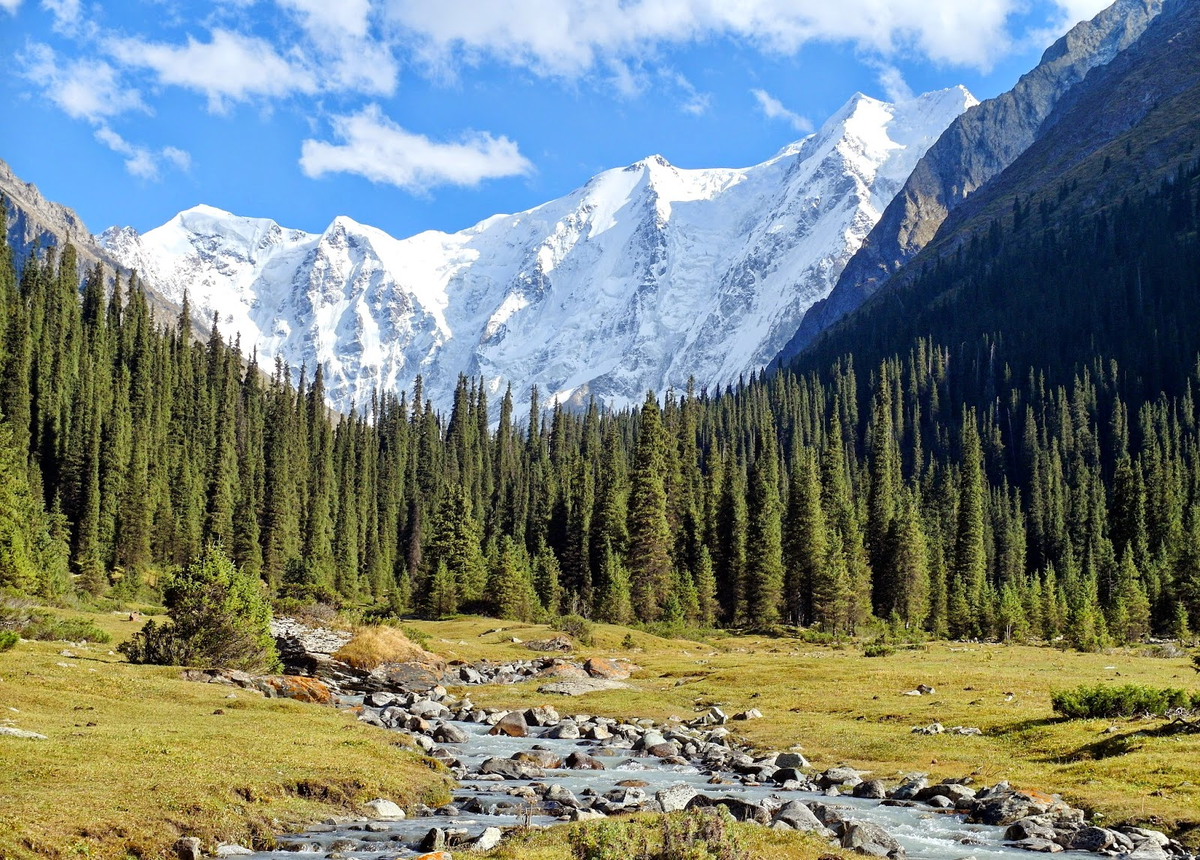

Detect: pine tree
[626, 391, 673, 621]
[744, 432, 784, 627]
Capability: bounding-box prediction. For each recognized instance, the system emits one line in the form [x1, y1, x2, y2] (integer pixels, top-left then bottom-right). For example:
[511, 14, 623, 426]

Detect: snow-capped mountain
[99, 87, 975, 415]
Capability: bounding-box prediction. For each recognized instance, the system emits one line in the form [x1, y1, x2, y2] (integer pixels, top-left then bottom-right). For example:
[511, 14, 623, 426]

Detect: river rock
[420, 829, 447, 852]
[584, 657, 634, 680]
[585, 724, 612, 740]
[1071, 827, 1119, 852]
[173, 837, 202, 860]
[772, 800, 830, 834]
[1007, 838, 1064, 853]
[853, 780, 888, 799]
[537, 679, 629, 696]
[656, 784, 698, 813]
[571, 808, 607, 821]
[820, 766, 864, 788]
[915, 783, 976, 804]
[842, 820, 903, 856]
[214, 845, 252, 857]
[546, 784, 581, 808]
[890, 776, 928, 800]
[524, 705, 561, 726]
[548, 720, 581, 740]
[970, 788, 1060, 826]
[564, 751, 606, 770]
[413, 853, 453, 860]
[363, 798, 405, 819]
[433, 723, 470, 744]
[489, 712, 529, 737]
[410, 700, 451, 720]
[775, 751, 809, 769]
[479, 757, 544, 780]
[470, 827, 502, 852]
[526, 635, 572, 652]
[512, 749, 562, 769]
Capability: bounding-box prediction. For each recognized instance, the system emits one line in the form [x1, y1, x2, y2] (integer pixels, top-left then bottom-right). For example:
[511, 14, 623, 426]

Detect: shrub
[569, 809, 747, 860]
[0, 599, 112, 644]
[863, 641, 896, 658]
[402, 625, 433, 650]
[0, 630, 18, 651]
[1051, 683, 1200, 719]
[554, 614, 595, 647]
[119, 544, 279, 673]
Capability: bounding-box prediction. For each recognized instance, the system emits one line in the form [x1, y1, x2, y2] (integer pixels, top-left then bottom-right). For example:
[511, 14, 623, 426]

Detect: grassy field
[0, 609, 451, 860]
[409, 617, 1200, 842]
[3, 607, 1198, 859]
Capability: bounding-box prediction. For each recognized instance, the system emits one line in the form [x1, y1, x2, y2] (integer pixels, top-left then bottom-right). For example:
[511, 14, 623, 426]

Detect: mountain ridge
[98, 87, 974, 415]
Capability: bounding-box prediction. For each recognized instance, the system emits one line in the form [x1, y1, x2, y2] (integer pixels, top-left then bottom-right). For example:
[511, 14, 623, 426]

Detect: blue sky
[0, 0, 1112, 241]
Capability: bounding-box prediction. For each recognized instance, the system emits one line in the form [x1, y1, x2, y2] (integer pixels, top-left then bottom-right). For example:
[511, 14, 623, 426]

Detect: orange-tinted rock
[414, 853, 453, 860]
[583, 657, 635, 680]
[536, 662, 590, 680]
[258, 675, 335, 705]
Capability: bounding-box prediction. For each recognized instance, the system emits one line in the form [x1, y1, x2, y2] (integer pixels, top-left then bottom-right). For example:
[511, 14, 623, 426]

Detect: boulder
[536, 663, 591, 680]
[915, 784, 976, 804]
[433, 723, 470, 744]
[819, 766, 864, 788]
[363, 798, 406, 820]
[525, 636, 573, 652]
[537, 679, 630, 696]
[775, 751, 809, 769]
[254, 675, 335, 705]
[214, 846, 252, 857]
[546, 784, 581, 808]
[656, 784, 698, 813]
[971, 789, 1059, 826]
[489, 712, 529, 738]
[410, 700, 452, 720]
[564, 751, 607, 770]
[478, 757, 544, 780]
[1071, 827, 1118, 852]
[471, 827, 503, 852]
[853, 780, 888, 799]
[570, 808, 607, 821]
[890, 776, 928, 800]
[842, 821, 903, 854]
[733, 708, 763, 721]
[548, 721, 581, 740]
[413, 853, 453, 860]
[512, 749, 562, 769]
[524, 705, 561, 726]
[1006, 838, 1063, 853]
[772, 800, 830, 834]
[0, 727, 47, 740]
[584, 657, 634, 680]
[173, 837, 202, 860]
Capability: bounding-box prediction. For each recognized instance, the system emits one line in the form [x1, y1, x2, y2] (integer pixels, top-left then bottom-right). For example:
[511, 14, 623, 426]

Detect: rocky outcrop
[776, 0, 1167, 364]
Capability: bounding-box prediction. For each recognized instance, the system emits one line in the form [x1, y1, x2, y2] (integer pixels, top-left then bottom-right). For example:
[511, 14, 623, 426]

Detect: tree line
[1, 161, 1198, 649]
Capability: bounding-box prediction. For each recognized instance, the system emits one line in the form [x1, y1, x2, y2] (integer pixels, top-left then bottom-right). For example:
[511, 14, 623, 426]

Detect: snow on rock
[99, 88, 974, 416]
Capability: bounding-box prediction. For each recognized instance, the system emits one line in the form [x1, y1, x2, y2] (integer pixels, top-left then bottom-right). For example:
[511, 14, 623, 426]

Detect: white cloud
[872, 63, 914, 103]
[300, 104, 533, 193]
[20, 42, 147, 121]
[751, 88, 812, 134]
[0, 0, 22, 13]
[41, 0, 80, 32]
[1054, 0, 1114, 27]
[387, 0, 1023, 75]
[672, 72, 711, 116]
[109, 28, 318, 111]
[94, 126, 191, 180]
[276, 0, 398, 96]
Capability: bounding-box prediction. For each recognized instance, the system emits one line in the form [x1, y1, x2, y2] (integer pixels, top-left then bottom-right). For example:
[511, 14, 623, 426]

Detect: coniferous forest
[2, 162, 1200, 651]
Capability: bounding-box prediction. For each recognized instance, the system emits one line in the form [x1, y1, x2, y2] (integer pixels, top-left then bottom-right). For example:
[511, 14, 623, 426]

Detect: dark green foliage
[3, 164, 1200, 652]
[862, 641, 896, 657]
[119, 544, 278, 672]
[553, 614, 595, 647]
[1051, 684, 1200, 719]
[0, 630, 17, 651]
[0, 600, 112, 644]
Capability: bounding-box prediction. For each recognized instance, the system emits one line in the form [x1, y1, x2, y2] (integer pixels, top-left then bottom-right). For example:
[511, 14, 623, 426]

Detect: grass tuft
[332, 624, 441, 670]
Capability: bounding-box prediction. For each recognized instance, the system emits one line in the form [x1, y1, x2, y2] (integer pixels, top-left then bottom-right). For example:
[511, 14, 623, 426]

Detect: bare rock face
[778, 0, 1168, 362]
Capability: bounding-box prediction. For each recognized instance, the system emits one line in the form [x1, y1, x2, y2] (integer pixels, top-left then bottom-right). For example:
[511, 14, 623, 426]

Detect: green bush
[863, 641, 896, 658]
[569, 809, 747, 860]
[0, 630, 18, 651]
[1051, 683, 1200, 719]
[401, 624, 433, 650]
[554, 614, 595, 647]
[120, 544, 279, 673]
[0, 599, 112, 644]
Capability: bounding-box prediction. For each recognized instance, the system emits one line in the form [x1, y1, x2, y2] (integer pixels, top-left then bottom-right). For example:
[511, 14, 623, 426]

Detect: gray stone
[564, 751, 606, 770]
[537, 678, 630, 696]
[548, 721, 581, 740]
[1006, 838, 1063, 853]
[478, 757, 544, 780]
[842, 821, 903, 854]
[772, 800, 830, 834]
[410, 700, 451, 720]
[1071, 827, 1118, 852]
[570, 808, 606, 821]
[489, 711, 529, 738]
[656, 784, 698, 813]
[363, 797, 405, 820]
[775, 752, 810, 769]
[433, 723, 470, 744]
[215, 846, 253, 857]
[853, 780, 888, 799]
[0, 727, 47, 740]
[173, 838, 203, 860]
[471, 827, 503, 852]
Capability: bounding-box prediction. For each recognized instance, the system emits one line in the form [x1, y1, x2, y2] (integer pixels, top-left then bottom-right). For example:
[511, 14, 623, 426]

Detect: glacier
[99, 87, 976, 416]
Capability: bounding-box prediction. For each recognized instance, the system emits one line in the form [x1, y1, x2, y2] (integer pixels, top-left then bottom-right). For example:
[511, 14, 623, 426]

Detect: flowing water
[245, 715, 1096, 860]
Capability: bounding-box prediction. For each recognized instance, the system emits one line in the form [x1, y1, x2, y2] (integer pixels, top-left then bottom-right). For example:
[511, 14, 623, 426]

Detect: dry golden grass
[0, 612, 451, 860]
[332, 624, 444, 671]
[408, 617, 1200, 842]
